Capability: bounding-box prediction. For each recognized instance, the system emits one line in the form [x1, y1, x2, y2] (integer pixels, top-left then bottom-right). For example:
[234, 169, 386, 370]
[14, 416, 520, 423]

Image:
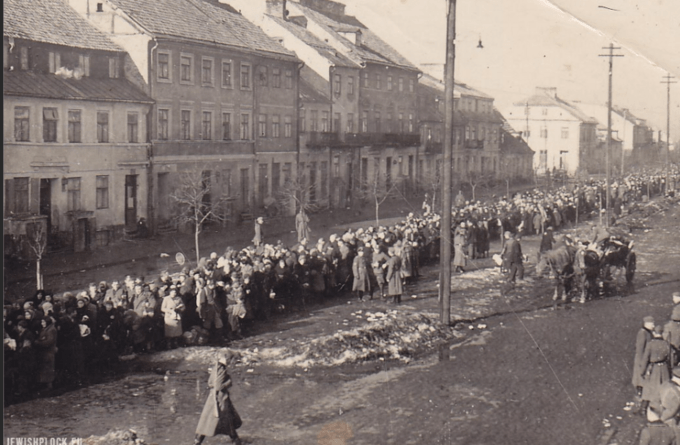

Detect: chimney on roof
[536, 87, 557, 99]
[266, 0, 289, 20]
[338, 29, 362, 46]
[300, 0, 346, 16]
[289, 16, 308, 28]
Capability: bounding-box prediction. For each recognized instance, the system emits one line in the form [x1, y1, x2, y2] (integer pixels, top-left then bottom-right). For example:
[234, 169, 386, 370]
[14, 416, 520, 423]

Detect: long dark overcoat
[196, 362, 242, 438]
[386, 255, 403, 296]
[352, 255, 371, 293]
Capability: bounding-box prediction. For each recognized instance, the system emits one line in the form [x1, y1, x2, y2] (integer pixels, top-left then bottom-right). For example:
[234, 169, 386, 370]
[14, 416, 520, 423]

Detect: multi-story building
[3, 0, 153, 254]
[70, 0, 301, 225]
[416, 74, 504, 186]
[232, 0, 422, 206]
[504, 87, 598, 177]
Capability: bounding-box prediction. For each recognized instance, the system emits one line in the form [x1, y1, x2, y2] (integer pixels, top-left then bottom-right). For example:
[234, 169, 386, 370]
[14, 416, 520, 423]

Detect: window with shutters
[257, 65, 268, 86]
[158, 109, 169, 140]
[96, 175, 109, 209]
[109, 56, 119, 78]
[284, 115, 292, 138]
[127, 112, 139, 143]
[272, 115, 280, 138]
[222, 60, 232, 88]
[43, 108, 58, 142]
[157, 51, 170, 81]
[240, 114, 250, 140]
[310, 110, 318, 132]
[67, 178, 81, 212]
[14, 107, 30, 142]
[272, 67, 281, 88]
[202, 57, 214, 86]
[222, 113, 231, 140]
[14, 178, 29, 214]
[97, 111, 109, 143]
[285, 69, 293, 89]
[180, 54, 193, 83]
[181, 110, 191, 140]
[321, 111, 329, 132]
[240, 63, 251, 89]
[299, 109, 306, 133]
[202, 111, 212, 140]
[258, 114, 267, 138]
[68, 110, 82, 143]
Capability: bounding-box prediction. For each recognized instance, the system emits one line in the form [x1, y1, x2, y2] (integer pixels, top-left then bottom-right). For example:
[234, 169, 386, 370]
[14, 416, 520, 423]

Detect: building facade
[70, 0, 302, 226]
[504, 87, 598, 177]
[3, 0, 153, 254]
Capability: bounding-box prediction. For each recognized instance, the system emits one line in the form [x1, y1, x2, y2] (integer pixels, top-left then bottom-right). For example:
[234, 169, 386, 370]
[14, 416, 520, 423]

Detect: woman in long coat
[386, 248, 403, 304]
[161, 287, 184, 348]
[453, 223, 468, 273]
[195, 353, 242, 445]
[33, 316, 58, 390]
[640, 326, 671, 413]
[352, 247, 371, 301]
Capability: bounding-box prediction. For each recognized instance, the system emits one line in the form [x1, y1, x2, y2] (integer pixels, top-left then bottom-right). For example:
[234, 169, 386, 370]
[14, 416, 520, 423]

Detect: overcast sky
[343, 0, 680, 140]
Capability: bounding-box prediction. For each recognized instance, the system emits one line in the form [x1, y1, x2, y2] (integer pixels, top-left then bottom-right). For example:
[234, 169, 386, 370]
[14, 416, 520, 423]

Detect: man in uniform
[635, 317, 657, 398]
[664, 306, 680, 367]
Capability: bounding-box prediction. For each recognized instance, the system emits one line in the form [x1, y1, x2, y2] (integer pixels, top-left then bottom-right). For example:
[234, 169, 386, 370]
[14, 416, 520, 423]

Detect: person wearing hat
[195, 352, 242, 445]
[664, 307, 680, 367]
[640, 325, 672, 416]
[33, 316, 58, 391]
[161, 286, 185, 349]
[453, 222, 468, 274]
[385, 247, 403, 304]
[352, 247, 371, 302]
[252, 217, 264, 248]
[650, 366, 680, 444]
[636, 317, 657, 397]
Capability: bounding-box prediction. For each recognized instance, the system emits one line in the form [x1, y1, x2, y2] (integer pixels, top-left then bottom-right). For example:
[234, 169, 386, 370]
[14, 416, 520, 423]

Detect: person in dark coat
[641, 326, 672, 415]
[635, 317, 657, 397]
[664, 307, 680, 367]
[352, 247, 371, 301]
[386, 247, 403, 304]
[195, 352, 242, 445]
[33, 316, 58, 391]
[506, 234, 524, 283]
[370, 245, 389, 300]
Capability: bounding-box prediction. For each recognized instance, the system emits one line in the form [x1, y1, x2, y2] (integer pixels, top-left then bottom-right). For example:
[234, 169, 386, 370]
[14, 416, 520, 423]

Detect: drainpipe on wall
[147, 38, 159, 235]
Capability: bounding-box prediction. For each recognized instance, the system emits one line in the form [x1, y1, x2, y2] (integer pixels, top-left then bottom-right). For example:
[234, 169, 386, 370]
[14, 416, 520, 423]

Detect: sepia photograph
[3, 0, 680, 443]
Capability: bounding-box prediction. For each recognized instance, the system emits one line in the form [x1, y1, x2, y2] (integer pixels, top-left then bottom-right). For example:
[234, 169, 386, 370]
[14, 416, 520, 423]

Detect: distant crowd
[4, 167, 679, 401]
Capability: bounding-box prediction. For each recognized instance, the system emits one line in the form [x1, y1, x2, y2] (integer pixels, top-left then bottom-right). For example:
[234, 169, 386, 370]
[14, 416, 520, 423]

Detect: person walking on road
[195, 352, 242, 445]
[640, 325, 672, 417]
[385, 247, 403, 304]
[636, 317, 657, 398]
[505, 233, 524, 284]
[352, 247, 371, 302]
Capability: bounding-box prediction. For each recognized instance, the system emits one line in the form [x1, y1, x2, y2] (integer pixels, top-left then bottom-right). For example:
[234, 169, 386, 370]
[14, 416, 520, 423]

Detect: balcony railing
[464, 139, 485, 149]
[424, 140, 443, 154]
[152, 140, 255, 157]
[305, 131, 421, 148]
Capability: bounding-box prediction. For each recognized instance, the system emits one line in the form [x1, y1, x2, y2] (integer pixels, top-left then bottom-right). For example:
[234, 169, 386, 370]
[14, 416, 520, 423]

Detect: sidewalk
[3, 197, 423, 300]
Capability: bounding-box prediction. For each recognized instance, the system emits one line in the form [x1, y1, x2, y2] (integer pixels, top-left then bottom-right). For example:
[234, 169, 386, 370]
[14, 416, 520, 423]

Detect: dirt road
[4, 199, 680, 445]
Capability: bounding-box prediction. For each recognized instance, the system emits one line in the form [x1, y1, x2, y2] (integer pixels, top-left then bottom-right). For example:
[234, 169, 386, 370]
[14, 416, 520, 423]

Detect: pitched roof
[418, 73, 493, 99]
[109, 0, 296, 59]
[267, 15, 360, 68]
[299, 66, 331, 104]
[3, 70, 153, 104]
[514, 92, 598, 124]
[500, 129, 535, 155]
[3, 0, 122, 52]
[292, 2, 419, 72]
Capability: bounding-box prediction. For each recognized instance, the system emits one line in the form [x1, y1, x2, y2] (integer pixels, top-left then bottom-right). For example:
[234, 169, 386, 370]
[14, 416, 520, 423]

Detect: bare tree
[274, 172, 316, 216]
[356, 174, 402, 226]
[170, 169, 228, 264]
[467, 171, 494, 201]
[25, 221, 47, 290]
[418, 167, 442, 213]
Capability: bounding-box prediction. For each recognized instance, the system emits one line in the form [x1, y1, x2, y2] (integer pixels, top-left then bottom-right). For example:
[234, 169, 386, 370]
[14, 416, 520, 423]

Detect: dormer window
[96, 3, 104, 12]
[49, 52, 61, 73]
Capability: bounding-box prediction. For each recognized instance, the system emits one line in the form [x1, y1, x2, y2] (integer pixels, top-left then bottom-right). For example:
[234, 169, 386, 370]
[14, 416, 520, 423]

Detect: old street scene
[3, 0, 680, 444]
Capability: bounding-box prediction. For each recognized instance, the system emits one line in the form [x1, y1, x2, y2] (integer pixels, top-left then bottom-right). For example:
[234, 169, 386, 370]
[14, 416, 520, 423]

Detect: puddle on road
[5, 372, 210, 443]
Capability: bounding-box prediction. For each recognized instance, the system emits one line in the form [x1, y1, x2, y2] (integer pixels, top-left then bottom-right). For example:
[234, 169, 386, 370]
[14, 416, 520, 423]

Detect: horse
[536, 245, 576, 304]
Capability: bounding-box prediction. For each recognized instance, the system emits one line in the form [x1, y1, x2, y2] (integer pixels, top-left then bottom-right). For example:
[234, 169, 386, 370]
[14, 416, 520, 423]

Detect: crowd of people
[4, 168, 678, 401]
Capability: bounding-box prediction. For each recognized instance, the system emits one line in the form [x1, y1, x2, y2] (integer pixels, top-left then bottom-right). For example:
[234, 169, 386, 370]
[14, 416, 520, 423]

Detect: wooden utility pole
[662, 75, 676, 166]
[599, 44, 623, 227]
[440, 0, 456, 325]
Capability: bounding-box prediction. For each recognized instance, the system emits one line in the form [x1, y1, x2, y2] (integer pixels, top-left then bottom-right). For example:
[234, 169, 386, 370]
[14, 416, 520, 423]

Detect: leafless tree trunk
[26, 222, 47, 290]
[171, 169, 228, 264]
